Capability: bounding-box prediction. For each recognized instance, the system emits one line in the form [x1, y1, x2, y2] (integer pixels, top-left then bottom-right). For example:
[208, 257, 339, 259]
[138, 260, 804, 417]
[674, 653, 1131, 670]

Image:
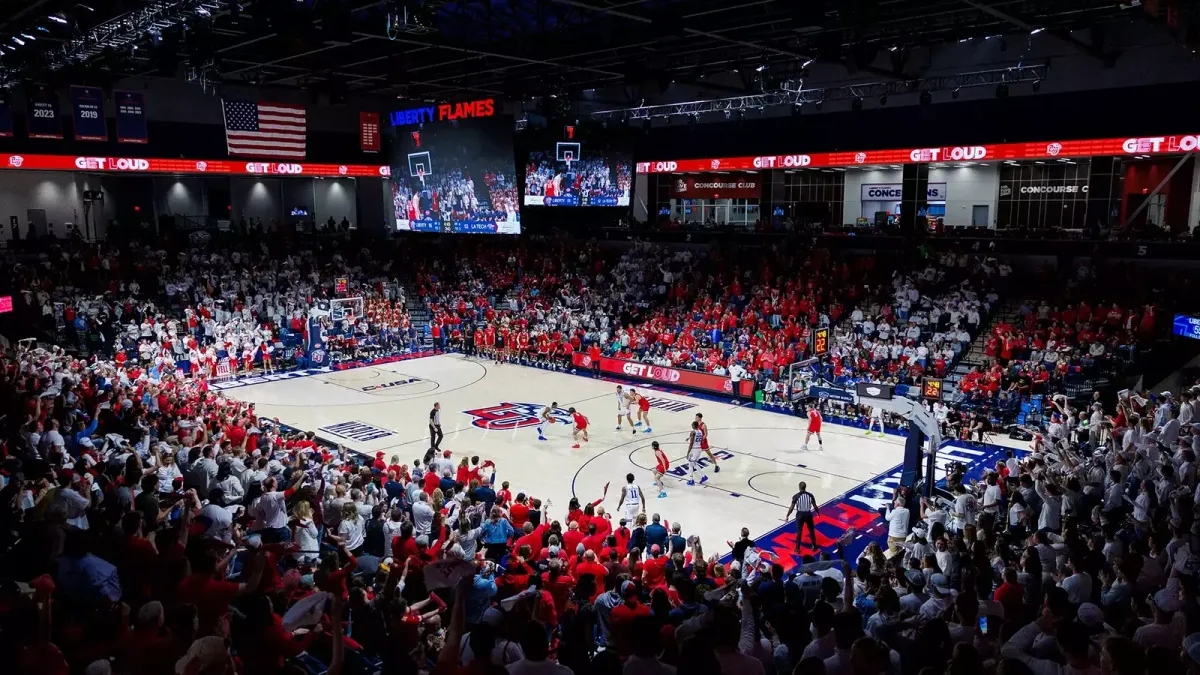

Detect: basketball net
[563, 152, 573, 173]
[417, 168, 426, 187]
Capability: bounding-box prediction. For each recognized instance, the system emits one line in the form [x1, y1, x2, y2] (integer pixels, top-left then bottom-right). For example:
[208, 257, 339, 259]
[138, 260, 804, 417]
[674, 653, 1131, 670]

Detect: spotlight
[879, 95, 887, 105]
[952, 87, 960, 99]
[996, 83, 1009, 98]
[1030, 27, 1044, 34]
[814, 100, 822, 110]
[48, 14, 68, 24]
[802, 58, 814, 67]
[20, 33, 35, 41]
[919, 90, 932, 105]
[1032, 80, 1041, 92]
[11, 36, 24, 46]
[791, 102, 802, 116]
[852, 97, 863, 111]
[724, 109, 731, 120]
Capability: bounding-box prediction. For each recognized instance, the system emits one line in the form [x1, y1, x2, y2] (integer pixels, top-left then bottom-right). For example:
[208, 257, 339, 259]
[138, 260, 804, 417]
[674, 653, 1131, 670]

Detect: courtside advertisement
[572, 353, 754, 397]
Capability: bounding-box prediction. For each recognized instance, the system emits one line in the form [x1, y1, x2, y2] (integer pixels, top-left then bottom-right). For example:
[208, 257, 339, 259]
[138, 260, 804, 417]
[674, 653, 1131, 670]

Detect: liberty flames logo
[1046, 143, 1062, 156]
[464, 402, 573, 430]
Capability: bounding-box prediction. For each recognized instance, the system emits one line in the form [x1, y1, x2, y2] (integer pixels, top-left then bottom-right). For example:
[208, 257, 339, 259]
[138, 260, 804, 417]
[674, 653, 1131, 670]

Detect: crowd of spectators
[524, 154, 631, 203]
[3, 228, 1200, 675]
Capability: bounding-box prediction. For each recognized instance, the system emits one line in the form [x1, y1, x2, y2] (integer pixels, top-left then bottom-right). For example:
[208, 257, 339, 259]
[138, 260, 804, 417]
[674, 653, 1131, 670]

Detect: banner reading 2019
[71, 86, 107, 141]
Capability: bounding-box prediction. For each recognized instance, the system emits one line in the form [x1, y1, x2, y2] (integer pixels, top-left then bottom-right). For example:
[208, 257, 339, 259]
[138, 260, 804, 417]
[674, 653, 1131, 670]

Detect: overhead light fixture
[755, 64, 766, 72]
[802, 58, 814, 67]
[1030, 27, 1045, 34]
[48, 14, 68, 24]
[1032, 80, 1041, 92]
[36, 26, 49, 32]
[919, 90, 932, 105]
[996, 83, 1009, 98]
[952, 87, 960, 99]
[20, 33, 35, 41]
[11, 36, 24, 46]
[852, 97, 863, 111]
[888, 46, 898, 52]
[879, 95, 888, 105]
[78, 4, 94, 11]
[959, 37, 971, 43]
[814, 100, 822, 110]
[196, 6, 210, 16]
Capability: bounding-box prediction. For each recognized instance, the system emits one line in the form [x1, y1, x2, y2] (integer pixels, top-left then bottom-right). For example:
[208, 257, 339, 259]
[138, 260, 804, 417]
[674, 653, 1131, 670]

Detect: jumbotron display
[524, 143, 631, 207]
[389, 116, 519, 234]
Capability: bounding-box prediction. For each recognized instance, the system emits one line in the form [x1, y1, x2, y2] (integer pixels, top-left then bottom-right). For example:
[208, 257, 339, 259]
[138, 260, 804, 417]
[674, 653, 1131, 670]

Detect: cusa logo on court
[464, 402, 573, 430]
[361, 377, 421, 392]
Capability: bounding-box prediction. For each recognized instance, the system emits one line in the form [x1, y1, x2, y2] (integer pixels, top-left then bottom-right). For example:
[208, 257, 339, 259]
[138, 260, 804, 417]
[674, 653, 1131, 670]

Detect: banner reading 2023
[71, 86, 107, 141]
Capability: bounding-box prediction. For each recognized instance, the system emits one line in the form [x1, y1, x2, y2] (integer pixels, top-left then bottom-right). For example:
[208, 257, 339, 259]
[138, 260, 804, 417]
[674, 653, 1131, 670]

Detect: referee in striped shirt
[429, 402, 443, 452]
[785, 481, 819, 552]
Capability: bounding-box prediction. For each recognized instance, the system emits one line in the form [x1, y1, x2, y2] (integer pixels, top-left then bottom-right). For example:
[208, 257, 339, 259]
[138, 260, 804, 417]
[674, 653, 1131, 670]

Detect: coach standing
[786, 481, 819, 552]
[429, 402, 444, 452]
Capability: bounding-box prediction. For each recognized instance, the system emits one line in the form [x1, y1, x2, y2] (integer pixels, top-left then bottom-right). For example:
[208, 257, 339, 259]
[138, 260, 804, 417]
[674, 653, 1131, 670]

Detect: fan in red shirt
[609, 581, 652, 658]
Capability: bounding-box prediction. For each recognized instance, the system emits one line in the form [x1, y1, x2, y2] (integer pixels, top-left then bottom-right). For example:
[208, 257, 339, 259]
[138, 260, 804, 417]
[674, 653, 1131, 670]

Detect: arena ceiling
[0, 0, 1178, 103]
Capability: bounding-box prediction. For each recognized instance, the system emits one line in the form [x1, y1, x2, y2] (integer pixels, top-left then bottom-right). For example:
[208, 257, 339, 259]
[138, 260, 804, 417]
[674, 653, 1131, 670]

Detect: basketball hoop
[563, 151, 573, 172]
[417, 167, 426, 187]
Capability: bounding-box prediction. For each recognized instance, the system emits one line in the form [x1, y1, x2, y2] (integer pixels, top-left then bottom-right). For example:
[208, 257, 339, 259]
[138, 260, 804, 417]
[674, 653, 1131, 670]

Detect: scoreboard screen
[922, 378, 944, 401]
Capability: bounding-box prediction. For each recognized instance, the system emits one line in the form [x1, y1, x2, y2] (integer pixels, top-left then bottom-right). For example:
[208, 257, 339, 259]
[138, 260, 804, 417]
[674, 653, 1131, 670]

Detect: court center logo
[464, 402, 573, 430]
[361, 377, 422, 392]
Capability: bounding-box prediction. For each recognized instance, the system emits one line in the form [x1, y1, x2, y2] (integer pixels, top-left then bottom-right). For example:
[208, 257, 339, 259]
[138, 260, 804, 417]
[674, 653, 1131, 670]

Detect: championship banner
[27, 90, 63, 140]
[114, 90, 148, 144]
[571, 352, 754, 397]
[0, 100, 13, 138]
[360, 112, 380, 153]
[70, 86, 107, 141]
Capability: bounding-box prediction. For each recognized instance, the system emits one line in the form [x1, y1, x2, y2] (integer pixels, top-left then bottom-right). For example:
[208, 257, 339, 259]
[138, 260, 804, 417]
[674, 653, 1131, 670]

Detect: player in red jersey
[569, 406, 589, 449]
[632, 388, 653, 432]
[652, 441, 669, 499]
[803, 404, 823, 451]
[693, 412, 719, 472]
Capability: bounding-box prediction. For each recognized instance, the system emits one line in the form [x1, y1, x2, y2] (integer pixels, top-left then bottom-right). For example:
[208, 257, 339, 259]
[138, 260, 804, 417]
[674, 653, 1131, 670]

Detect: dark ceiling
[0, 0, 1171, 104]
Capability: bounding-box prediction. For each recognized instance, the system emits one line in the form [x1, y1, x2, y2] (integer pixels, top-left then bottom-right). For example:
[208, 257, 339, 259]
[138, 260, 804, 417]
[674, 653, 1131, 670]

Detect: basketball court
[218, 354, 1023, 556]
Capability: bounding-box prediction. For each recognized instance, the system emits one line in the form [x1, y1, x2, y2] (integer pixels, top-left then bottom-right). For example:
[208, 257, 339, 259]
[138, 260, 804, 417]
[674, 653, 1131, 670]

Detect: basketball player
[865, 405, 885, 436]
[615, 385, 635, 432]
[537, 402, 559, 442]
[619, 472, 646, 523]
[803, 403, 823, 451]
[686, 421, 709, 486]
[633, 389, 652, 432]
[693, 413, 720, 472]
[569, 406, 589, 449]
[652, 441, 669, 498]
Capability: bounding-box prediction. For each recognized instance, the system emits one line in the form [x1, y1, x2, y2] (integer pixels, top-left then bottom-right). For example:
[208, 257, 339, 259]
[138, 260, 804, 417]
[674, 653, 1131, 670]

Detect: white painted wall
[0, 171, 85, 238]
[841, 165, 998, 227]
[154, 177, 207, 217]
[231, 178, 282, 223]
[314, 179, 357, 226]
[931, 165, 999, 228]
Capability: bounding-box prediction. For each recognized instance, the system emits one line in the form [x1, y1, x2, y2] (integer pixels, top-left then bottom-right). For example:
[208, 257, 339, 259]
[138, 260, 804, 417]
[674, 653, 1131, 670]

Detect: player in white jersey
[619, 472, 646, 522]
[615, 385, 635, 432]
[686, 421, 709, 485]
[537, 401, 559, 442]
[865, 405, 885, 436]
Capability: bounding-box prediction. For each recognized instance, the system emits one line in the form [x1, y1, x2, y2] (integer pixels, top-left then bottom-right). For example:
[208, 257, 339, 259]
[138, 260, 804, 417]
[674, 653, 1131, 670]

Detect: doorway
[971, 205, 990, 227]
[26, 209, 47, 238]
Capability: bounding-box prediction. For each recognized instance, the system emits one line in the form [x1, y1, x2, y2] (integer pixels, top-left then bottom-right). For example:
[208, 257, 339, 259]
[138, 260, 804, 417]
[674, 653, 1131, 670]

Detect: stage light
[802, 58, 814, 67]
[852, 97, 863, 111]
[879, 95, 887, 105]
[1030, 27, 1044, 34]
[1032, 80, 1041, 92]
[952, 87, 960, 99]
[48, 14, 68, 24]
[814, 100, 822, 110]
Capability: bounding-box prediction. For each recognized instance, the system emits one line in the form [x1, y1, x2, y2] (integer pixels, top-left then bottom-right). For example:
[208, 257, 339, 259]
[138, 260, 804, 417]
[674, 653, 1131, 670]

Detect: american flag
[221, 99, 306, 158]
